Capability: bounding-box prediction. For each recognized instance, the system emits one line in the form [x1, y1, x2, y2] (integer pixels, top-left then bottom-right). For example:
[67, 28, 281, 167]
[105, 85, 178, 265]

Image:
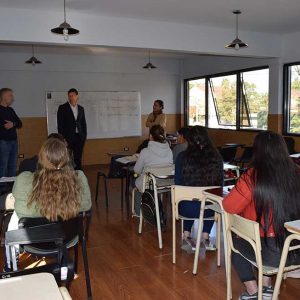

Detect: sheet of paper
[116, 156, 138, 164]
[0, 177, 16, 183]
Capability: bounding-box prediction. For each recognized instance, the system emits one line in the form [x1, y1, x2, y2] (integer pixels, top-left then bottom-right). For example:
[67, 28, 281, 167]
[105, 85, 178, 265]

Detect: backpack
[141, 183, 167, 230]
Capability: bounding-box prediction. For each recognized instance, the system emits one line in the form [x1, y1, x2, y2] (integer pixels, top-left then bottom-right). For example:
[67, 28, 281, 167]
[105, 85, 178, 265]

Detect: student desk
[0, 273, 64, 300]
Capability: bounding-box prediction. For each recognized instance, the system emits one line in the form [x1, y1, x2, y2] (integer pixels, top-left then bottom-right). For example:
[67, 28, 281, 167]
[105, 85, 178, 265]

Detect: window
[186, 78, 206, 126]
[185, 67, 269, 130]
[208, 75, 237, 129]
[240, 69, 269, 130]
[284, 63, 300, 134]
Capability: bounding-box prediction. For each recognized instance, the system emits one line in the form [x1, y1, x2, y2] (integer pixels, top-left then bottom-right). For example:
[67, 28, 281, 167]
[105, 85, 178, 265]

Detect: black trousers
[232, 236, 300, 283]
[68, 134, 85, 170]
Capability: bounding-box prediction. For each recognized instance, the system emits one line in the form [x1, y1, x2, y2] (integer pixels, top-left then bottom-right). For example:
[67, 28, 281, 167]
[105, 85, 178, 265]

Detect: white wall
[181, 55, 282, 114]
[0, 49, 181, 117]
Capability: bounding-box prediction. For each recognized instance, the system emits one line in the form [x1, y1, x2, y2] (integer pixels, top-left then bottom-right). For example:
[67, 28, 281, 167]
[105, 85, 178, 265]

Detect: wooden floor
[3, 165, 300, 299]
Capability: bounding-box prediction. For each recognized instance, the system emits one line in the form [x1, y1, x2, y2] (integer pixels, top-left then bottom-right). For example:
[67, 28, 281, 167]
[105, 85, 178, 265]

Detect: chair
[138, 164, 175, 249]
[225, 214, 300, 300]
[10, 213, 92, 300]
[232, 146, 253, 169]
[0, 208, 14, 239]
[171, 185, 221, 275]
[219, 146, 238, 163]
[95, 155, 126, 208]
[4, 222, 74, 289]
[284, 136, 296, 155]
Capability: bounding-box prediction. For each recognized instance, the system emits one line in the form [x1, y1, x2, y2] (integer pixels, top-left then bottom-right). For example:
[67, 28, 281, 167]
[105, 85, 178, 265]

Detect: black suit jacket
[57, 102, 87, 144]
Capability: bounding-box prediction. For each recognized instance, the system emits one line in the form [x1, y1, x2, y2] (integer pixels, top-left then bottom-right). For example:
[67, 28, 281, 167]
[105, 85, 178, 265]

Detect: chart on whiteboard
[46, 91, 142, 139]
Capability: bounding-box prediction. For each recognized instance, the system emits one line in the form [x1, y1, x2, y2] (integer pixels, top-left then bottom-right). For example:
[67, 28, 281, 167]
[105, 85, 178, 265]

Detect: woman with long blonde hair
[5, 137, 91, 270]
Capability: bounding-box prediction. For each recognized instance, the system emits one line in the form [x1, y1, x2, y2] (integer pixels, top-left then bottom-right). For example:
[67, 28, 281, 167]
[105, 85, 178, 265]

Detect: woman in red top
[223, 131, 300, 300]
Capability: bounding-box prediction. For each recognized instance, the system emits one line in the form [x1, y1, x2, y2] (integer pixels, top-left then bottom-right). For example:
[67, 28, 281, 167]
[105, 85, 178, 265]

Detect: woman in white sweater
[133, 125, 173, 213]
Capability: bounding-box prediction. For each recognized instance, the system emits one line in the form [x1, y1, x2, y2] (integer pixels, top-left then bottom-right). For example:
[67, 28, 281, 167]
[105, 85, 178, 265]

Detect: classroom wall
[0, 47, 182, 164]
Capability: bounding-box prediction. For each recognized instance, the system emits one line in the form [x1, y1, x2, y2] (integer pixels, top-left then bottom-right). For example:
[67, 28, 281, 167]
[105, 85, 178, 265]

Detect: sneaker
[3, 264, 12, 273]
[202, 238, 216, 251]
[181, 237, 196, 253]
[239, 291, 258, 300]
[262, 286, 274, 300]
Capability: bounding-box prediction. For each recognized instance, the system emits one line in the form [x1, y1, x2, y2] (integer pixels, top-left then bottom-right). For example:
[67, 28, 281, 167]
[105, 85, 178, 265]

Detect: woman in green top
[5, 137, 91, 270]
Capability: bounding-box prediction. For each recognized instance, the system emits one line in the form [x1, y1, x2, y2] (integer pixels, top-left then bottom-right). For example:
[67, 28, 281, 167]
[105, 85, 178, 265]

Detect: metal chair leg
[81, 235, 92, 300]
[74, 244, 79, 274]
[104, 177, 108, 208]
[121, 177, 124, 210]
[95, 173, 100, 205]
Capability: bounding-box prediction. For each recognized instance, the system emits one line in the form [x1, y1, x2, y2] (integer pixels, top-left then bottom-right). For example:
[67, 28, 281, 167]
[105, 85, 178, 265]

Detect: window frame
[283, 61, 300, 136]
[184, 65, 270, 132]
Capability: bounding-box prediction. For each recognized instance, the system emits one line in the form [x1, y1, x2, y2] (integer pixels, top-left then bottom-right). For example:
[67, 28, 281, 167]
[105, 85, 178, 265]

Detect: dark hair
[0, 88, 13, 99]
[177, 126, 190, 140]
[248, 131, 300, 247]
[47, 133, 65, 142]
[181, 126, 223, 186]
[150, 125, 166, 143]
[68, 88, 78, 95]
[155, 100, 164, 109]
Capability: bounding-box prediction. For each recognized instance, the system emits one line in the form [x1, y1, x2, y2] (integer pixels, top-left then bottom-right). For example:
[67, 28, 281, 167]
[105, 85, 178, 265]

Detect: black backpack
[141, 183, 167, 231]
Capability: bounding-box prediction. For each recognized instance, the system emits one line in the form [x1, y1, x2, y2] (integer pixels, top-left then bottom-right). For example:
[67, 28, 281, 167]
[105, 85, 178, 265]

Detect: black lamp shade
[51, 22, 79, 35]
[225, 38, 248, 49]
[25, 56, 42, 65]
[143, 62, 157, 69]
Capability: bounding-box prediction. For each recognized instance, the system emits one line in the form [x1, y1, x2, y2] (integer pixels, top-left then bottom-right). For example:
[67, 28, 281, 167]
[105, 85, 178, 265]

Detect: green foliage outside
[214, 78, 268, 128]
[289, 66, 300, 133]
[188, 75, 269, 129]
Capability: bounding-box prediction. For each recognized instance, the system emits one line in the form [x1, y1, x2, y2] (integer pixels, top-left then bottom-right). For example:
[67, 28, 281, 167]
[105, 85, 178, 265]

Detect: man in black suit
[57, 88, 87, 170]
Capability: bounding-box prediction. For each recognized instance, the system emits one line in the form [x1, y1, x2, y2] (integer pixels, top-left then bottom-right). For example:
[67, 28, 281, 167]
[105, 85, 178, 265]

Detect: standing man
[0, 88, 22, 177]
[57, 88, 87, 170]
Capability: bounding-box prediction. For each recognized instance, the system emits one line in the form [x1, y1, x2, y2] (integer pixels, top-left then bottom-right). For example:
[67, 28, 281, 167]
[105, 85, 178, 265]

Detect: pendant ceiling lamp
[143, 50, 157, 70]
[51, 0, 79, 41]
[225, 10, 248, 50]
[25, 45, 42, 66]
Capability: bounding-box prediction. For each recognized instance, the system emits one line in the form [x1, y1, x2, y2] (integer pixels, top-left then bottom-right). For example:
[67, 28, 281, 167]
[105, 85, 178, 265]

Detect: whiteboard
[46, 91, 142, 139]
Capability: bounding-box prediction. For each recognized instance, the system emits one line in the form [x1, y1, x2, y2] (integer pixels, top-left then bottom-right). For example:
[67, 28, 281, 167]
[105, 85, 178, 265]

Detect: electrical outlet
[123, 147, 129, 151]
[18, 154, 24, 158]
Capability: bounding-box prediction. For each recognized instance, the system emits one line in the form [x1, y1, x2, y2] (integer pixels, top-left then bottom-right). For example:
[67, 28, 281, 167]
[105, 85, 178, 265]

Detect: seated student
[172, 126, 189, 163]
[133, 125, 173, 213]
[18, 133, 66, 173]
[175, 126, 223, 252]
[223, 131, 300, 300]
[0, 134, 68, 211]
[5, 137, 91, 270]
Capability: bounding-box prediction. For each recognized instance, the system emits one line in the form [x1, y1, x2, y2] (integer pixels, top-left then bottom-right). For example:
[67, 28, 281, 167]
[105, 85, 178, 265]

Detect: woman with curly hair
[5, 137, 91, 270]
[175, 125, 223, 252]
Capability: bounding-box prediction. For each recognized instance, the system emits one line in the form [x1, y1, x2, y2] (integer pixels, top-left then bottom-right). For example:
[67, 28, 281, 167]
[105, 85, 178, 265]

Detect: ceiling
[1, 0, 300, 34]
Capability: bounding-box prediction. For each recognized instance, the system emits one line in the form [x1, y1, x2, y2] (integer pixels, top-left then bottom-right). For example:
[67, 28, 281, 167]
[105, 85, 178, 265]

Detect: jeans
[178, 201, 215, 234]
[0, 140, 18, 177]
